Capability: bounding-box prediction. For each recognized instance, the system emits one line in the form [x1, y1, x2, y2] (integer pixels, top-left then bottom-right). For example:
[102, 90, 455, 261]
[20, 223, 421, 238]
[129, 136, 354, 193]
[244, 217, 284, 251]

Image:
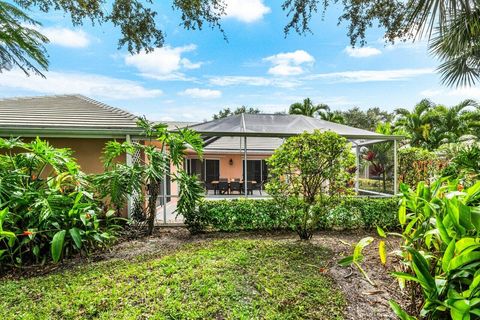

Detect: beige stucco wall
[18, 137, 125, 174]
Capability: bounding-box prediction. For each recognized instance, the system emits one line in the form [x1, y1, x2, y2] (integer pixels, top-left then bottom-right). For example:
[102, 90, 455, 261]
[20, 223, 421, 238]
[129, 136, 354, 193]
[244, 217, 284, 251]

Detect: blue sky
[0, 0, 477, 121]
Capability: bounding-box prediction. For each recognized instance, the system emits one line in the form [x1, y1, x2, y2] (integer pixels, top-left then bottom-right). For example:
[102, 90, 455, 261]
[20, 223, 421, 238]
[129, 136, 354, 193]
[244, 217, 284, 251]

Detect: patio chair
[218, 181, 229, 195]
[230, 181, 241, 194]
[241, 181, 254, 195]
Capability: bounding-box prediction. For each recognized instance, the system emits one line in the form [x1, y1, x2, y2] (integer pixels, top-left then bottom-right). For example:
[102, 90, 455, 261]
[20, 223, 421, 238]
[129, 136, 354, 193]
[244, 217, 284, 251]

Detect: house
[0, 94, 143, 173]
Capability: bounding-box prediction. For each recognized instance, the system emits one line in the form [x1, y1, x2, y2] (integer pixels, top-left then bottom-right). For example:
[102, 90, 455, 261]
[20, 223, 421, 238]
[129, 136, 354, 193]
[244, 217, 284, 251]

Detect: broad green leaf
[376, 226, 386, 238]
[449, 252, 480, 271]
[443, 239, 456, 273]
[51, 230, 66, 263]
[407, 247, 436, 293]
[389, 300, 416, 320]
[69, 227, 82, 249]
[353, 237, 374, 261]
[338, 255, 354, 267]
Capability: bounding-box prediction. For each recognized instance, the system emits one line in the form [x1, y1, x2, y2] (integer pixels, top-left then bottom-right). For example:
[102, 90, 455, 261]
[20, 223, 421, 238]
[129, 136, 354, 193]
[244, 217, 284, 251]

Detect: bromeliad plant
[0, 137, 119, 267]
[93, 117, 204, 236]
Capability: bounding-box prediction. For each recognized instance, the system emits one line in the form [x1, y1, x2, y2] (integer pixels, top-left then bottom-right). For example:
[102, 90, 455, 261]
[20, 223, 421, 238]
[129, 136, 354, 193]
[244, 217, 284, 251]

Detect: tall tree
[341, 107, 393, 131]
[212, 106, 261, 119]
[0, 1, 49, 76]
[289, 98, 328, 117]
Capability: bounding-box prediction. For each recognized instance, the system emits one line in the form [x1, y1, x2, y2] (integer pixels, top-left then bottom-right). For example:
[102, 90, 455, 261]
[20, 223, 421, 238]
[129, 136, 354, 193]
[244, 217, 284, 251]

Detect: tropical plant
[175, 170, 205, 234]
[288, 98, 328, 118]
[0, 137, 120, 267]
[395, 99, 439, 150]
[317, 105, 345, 124]
[266, 130, 355, 240]
[340, 178, 480, 319]
[93, 117, 204, 236]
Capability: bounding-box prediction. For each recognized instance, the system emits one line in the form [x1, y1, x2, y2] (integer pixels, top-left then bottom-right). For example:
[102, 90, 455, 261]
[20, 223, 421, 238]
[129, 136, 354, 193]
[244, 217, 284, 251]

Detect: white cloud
[421, 87, 480, 100]
[224, 0, 271, 23]
[263, 50, 315, 76]
[37, 26, 90, 48]
[306, 68, 434, 83]
[179, 88, 222, 99]
[125, 44, 201, 80]
[344, 46, 381, 58]
[208, 75, 302, 88]
[0, 69, 162, 99]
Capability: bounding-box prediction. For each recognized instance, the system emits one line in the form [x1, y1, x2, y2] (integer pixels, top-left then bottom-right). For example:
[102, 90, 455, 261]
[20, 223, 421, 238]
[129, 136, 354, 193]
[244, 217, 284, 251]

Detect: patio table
[210, 180, 256, 195]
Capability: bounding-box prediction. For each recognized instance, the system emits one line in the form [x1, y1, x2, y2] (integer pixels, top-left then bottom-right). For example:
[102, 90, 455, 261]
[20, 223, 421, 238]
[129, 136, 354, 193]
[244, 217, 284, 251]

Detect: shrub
[197, 199, 286, 232]
[196, 197, 399, 232]
[0, 137, 121, 267]
[398, 147, 445, 187]
[317, 197, 400, 230]
[266, 130, 355, 240]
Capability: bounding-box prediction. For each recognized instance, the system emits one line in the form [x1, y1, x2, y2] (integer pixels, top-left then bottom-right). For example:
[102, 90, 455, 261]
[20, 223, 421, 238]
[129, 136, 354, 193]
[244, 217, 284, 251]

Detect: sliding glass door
[185, 159, 220, 183]
[243, 160, 268, 183]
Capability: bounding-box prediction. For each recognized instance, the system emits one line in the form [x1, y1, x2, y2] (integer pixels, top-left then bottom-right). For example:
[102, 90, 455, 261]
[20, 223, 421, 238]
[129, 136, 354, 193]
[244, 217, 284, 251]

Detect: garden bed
[0, 229, 406, 319]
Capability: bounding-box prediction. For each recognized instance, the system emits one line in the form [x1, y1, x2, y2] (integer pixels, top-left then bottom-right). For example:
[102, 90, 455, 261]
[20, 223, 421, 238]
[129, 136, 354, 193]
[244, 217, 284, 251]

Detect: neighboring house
[0, 94, 143, 173]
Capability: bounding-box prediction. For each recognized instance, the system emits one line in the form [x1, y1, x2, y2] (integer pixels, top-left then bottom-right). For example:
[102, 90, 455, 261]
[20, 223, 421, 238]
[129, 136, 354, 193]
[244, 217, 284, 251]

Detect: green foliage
[319, 197, 400, 231]
[288, 98, 328, 118]
[398, 147, 444, 187]
[94, 117, 203, 235]
[393, 180, 480, 319]
[341, 178, 480, 319]
[395, 99, 480, 150]
[197, 199, 286, 232]
[175, 171, 205, 234]
[0, 137, 121, 267]
[0, 1, 49, 76]
[196, 197, 398, 233]
[443, 144, 480, 185]
[266, 130, 355, 239]
[212, 106, 261, 119]
[0, 239, 346, 319]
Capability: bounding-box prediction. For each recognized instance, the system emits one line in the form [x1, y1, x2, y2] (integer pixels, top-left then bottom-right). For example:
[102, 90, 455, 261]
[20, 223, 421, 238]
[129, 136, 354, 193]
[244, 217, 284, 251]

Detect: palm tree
[431, 99, 480, 143]
[394, 99, 439, 150]
[288, 98, 328, 117]
[317, 106, 345, 124]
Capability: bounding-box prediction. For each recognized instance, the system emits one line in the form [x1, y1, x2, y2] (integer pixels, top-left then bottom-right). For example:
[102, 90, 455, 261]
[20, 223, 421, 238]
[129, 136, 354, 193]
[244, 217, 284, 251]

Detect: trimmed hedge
[197, 197, 400, 232]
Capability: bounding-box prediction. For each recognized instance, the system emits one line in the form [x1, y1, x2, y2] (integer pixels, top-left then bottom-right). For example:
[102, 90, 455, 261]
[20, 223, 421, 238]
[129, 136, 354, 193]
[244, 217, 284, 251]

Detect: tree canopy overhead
[2, 0, 479, 86]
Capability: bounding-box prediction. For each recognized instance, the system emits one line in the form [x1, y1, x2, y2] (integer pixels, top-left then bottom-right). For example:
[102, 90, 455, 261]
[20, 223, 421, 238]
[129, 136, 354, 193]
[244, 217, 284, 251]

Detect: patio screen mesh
[186, 113, 402, 145]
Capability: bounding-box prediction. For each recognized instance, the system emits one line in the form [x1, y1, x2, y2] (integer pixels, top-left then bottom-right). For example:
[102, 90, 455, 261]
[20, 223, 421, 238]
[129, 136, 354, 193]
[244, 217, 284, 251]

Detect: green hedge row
[197, 197, 400, 232]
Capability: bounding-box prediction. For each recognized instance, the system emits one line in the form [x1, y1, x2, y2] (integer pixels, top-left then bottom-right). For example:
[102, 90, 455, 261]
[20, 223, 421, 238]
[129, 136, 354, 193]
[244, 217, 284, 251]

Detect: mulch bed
[0, 228, 409, 319]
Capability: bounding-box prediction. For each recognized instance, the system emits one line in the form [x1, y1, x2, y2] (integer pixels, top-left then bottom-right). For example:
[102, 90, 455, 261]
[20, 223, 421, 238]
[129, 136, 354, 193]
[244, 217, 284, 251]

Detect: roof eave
[0, 127, 144, 139]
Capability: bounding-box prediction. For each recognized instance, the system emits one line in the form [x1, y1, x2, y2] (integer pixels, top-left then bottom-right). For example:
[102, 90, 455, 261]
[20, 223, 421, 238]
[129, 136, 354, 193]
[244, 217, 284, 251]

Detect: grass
[0, 239, 345, 319]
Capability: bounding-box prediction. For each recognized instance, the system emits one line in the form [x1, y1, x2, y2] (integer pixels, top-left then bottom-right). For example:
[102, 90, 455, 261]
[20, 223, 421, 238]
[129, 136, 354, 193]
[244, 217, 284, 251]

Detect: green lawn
[0, 239, 345, 319]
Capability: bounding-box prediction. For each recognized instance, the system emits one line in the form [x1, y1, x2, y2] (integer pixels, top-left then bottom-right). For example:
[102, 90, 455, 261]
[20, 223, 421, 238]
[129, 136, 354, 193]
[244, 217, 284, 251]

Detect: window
[185, 158, 220, 183]
[243, 160, 268, 183]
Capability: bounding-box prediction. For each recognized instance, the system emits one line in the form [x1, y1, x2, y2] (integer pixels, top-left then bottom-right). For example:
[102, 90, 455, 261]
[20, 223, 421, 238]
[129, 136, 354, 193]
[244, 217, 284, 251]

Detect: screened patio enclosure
[157, 113, 403, 224]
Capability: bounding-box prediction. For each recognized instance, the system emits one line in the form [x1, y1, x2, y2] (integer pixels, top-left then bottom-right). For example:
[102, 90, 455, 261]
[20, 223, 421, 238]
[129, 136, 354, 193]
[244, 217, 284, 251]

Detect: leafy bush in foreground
[340, 179, 480, 320]
[0, 138, 121, 268]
